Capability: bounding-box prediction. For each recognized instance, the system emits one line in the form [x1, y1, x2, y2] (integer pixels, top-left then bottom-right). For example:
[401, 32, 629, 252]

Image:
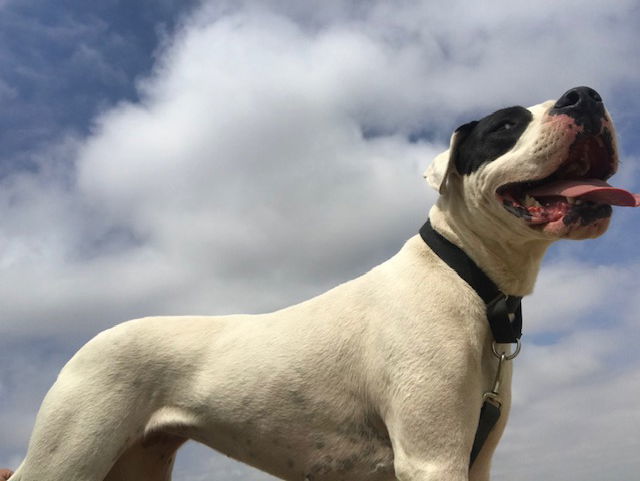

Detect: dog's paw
[0, 468, 13, 480]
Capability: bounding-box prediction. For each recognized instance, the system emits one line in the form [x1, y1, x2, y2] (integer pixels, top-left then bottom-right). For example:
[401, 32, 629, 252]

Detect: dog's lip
[499, 132, 616, 192]
[495, 130, 629, 224]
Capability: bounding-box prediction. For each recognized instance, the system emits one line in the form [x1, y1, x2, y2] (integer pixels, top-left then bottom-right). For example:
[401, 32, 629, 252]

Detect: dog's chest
[299, 420, 395, 481]
[240, 419, 396, 481]
[200, 395, 396, 480]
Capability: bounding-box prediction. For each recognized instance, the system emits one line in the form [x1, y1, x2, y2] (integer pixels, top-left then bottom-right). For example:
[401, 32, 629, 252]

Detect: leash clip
[482, 340, 521, 407]
[482, 351, 506, 407]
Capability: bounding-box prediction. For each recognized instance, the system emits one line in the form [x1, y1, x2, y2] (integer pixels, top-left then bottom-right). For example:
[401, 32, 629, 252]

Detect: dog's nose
[553, 87, 602, 114]
[553, 86, 602, 111]
[550, 86, 605, 134]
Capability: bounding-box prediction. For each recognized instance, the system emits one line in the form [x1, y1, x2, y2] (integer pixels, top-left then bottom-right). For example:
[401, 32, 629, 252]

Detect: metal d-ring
[491, 339, 521, 361]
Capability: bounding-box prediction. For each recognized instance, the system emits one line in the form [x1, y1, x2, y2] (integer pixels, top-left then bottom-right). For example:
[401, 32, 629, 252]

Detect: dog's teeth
[524, 195, 541, 208]
[575, 199, 583, 205]
[568, 197, 576, 205]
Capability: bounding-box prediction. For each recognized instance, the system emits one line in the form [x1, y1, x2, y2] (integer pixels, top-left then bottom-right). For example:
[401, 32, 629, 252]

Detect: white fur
[9, 97, 617, 481]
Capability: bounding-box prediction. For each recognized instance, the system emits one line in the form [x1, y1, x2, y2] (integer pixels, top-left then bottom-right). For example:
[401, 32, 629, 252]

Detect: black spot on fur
[336, 455, 357, 472]
[454, 106, 533, 175]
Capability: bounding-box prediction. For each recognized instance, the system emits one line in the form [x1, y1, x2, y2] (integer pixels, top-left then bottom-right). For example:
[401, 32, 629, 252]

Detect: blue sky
[0, 0, 199, 175]
[1, 1, 639, 480]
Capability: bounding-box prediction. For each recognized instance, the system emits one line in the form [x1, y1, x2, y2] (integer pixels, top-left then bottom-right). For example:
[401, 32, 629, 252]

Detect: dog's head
[426, 86, 631, 240]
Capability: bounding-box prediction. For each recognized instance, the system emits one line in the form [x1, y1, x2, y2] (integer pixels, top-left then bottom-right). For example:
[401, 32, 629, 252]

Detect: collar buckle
[486, 294, 523, 344]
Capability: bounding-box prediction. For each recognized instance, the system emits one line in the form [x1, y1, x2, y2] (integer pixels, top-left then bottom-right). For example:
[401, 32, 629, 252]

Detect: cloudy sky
[1, 1, 639, 480]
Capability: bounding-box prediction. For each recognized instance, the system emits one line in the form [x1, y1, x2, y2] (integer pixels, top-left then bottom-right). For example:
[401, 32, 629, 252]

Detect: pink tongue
[528, 179, 640, 207]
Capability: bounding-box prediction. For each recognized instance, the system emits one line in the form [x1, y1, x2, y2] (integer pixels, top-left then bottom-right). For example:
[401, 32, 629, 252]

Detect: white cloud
[496, 337, 640, 481]
[525, 260, 636, 335]
[2, 0, 640, 479]
[0, 78, 16, 101]
[495, 258, 640, 480]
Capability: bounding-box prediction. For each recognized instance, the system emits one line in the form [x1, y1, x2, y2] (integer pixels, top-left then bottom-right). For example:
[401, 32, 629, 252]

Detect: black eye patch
[454, 106, 533, 176]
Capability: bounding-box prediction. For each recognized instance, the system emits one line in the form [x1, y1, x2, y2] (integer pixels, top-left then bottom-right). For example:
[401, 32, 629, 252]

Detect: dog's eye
[492, 121, 516, 133]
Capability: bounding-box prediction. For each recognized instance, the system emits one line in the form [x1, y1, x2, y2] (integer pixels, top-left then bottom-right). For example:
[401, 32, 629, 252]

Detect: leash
[419, 220, 522, 467]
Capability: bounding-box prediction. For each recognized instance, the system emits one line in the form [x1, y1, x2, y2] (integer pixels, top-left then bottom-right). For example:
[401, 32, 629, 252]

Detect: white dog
[5, 86, 638, 481]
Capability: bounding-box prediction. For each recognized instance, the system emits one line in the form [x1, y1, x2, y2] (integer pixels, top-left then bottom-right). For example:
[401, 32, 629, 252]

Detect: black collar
[419, 220, 522, 344]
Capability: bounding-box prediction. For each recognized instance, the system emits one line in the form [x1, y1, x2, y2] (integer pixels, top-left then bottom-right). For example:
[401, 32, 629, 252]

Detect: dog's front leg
[384, 360, 483, 481]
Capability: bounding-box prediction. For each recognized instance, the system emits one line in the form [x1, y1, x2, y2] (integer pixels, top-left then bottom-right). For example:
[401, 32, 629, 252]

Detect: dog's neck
[428, 205, 552, 296]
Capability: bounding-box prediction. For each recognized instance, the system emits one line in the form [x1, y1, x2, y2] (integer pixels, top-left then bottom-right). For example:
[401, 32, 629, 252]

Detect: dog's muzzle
[497, 87, 640, 229]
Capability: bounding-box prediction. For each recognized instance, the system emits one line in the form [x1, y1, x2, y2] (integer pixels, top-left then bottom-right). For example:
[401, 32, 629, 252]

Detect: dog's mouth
[496, 131, 640, 227]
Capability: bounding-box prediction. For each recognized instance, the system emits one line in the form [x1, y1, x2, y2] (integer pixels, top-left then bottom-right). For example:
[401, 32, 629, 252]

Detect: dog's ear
[424, 121, 477, 194]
